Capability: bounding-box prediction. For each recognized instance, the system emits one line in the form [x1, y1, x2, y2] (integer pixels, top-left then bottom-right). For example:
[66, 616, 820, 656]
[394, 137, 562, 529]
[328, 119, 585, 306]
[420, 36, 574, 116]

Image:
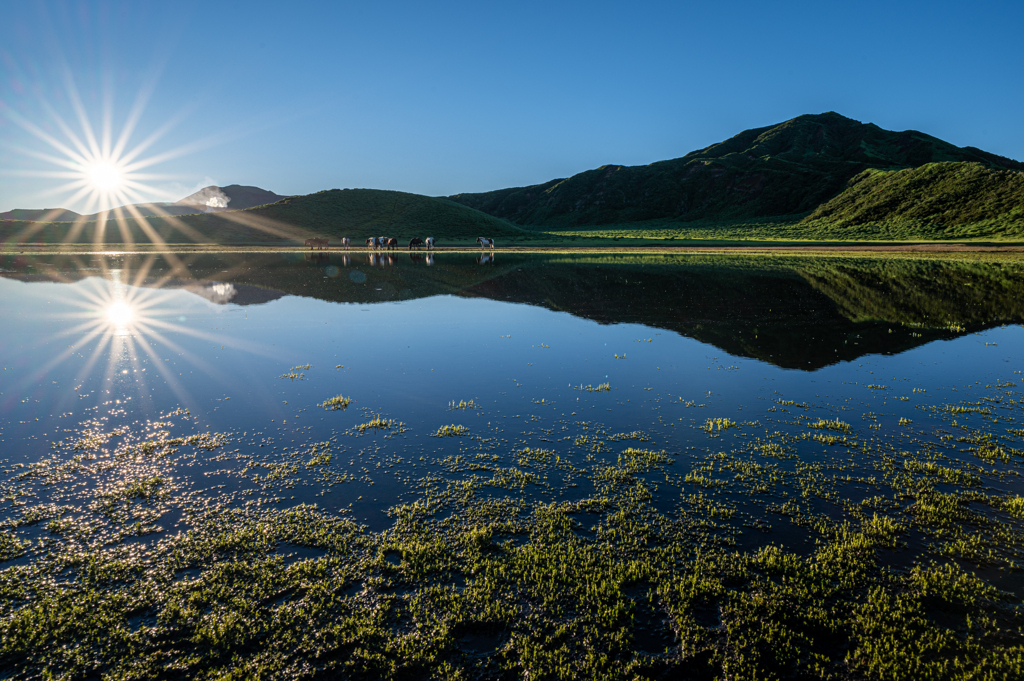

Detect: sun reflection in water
[106, 301, 135, 333]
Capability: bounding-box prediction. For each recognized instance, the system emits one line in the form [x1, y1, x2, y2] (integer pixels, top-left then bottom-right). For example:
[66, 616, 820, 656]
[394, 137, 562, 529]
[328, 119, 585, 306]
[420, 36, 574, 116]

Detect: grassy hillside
[0, 188, 534, 246]
[448, 112, 1024, 228]
[0, 208, 81, 222]
[799, 162, 1024, 239]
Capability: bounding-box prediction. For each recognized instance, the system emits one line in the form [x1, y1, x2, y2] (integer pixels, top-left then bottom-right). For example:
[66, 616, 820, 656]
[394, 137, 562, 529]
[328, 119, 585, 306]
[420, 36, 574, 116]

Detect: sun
[86, 161, 125, 192]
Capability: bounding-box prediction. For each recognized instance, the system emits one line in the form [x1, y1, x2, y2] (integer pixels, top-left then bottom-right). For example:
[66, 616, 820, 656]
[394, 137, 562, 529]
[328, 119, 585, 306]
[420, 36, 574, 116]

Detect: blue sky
[1, 0, 1022, 212]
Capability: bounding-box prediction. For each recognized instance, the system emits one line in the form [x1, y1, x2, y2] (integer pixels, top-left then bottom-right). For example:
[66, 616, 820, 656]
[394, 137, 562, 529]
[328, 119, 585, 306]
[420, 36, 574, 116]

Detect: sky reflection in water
[1, 252, 1022, 563]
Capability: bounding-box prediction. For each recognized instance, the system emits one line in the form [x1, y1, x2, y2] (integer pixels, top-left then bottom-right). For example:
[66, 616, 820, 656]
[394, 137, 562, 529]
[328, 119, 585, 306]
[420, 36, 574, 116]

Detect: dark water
[1, 251, 1023, 561]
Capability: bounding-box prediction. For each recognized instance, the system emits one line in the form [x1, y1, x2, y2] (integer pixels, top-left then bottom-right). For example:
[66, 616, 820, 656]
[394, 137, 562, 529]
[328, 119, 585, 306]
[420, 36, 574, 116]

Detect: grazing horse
[305, 238, 328, 250]
[365, 237, 376, 249]
[340, 237, 350, 250]
[386, 237, 398, 251]
[409, 237, 424, 250]
[425, 237, 435, 250]
[477, 237, 494, 251]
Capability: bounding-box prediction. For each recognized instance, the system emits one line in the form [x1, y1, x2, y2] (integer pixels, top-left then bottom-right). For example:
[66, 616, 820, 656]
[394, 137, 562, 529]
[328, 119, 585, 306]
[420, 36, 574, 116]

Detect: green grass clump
[574, 382, 612, 393]
[607, 431, 650, 442]
[0, 530, 29, 561]
[807, 418, 852, 433]
[701, 417, 737, 435]
[319, 394, 353, 410]
[1002, 496, 1024, 519]
[432, 424, 469, 437]
[351, 416, 403, 433]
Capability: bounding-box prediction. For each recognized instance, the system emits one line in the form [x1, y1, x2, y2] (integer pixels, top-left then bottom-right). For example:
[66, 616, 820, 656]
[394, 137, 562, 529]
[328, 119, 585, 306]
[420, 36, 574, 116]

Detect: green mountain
[0, 188, 528, 246]
[799, 162, 1024, 239]
[0, 208, 81, 222]
[447, 112, 1024, 228]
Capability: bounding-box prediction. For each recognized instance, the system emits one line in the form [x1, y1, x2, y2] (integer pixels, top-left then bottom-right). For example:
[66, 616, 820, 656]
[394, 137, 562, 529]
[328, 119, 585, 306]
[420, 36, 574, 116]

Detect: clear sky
[1, 0, 1022, 213]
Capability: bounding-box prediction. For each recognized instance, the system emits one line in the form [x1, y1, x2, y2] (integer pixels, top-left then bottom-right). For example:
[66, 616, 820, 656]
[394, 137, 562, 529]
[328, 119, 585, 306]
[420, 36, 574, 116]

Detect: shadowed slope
[447, 112, 1024, 228]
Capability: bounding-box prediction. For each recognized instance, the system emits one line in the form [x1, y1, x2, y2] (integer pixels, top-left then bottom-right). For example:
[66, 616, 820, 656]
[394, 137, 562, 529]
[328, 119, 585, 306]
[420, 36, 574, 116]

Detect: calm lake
[3, 250, 1024, 676]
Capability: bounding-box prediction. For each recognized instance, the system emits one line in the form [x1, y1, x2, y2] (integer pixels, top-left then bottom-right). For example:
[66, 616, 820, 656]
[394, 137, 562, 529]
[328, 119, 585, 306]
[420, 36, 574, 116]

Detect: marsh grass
[433, 424, 469, 437]
[3, 362, 1024, 680]
[701, 417, 737, 435]
[351, 415, 404, 434]
[319, 394, 353, 410]
[574, 382, 612, 393]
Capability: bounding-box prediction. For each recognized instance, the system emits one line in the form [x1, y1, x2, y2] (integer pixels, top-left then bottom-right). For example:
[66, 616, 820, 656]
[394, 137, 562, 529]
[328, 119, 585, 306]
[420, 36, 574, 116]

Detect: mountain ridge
[1, 184, 287, 222]
[446, 112, 1024, 227]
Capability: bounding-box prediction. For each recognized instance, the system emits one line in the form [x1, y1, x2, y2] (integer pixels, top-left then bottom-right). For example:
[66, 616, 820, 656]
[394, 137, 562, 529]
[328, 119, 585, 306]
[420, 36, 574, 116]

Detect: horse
[425, 237, 435, 250]
[365, 237, 376, 249]
[477, 237, 494, 251]
[304, 238, 315, 249]
[340, 237, 350, 250]
[386, 237, 398, 251]
[409, 237, 424, 250]
[305, 238, 328, 250]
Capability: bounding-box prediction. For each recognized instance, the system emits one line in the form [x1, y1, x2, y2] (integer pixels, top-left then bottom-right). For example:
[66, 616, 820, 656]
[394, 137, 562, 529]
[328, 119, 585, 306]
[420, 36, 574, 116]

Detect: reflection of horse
[409, 237, 424, 250]
[340, 237, 350, 250]
[410, 253, 423, 263]
[477, 237, 494, 251]
[367, 253, 379, 266]
[384, 254, 395, 266]
[425, 237, 435, 250]
[305, 252, 331, 264]
[340, 254, 351, 267]
[304, 237, 329, 250]
[477, 253, 494, 265]
[425, 253, 434, 266]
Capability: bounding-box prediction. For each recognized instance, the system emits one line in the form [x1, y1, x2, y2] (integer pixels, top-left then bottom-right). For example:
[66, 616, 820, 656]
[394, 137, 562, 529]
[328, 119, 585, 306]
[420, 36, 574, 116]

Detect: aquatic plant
[701, 417, 737, 435]
[351, 415, 404, 433]
[807, 418, 852, 433]
[432, 424, 469, 437]
[319, 394, 353, 410]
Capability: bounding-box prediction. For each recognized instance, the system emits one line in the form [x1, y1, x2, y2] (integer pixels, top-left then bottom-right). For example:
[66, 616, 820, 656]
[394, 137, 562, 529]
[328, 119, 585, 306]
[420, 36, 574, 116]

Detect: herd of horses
[303, 236, 495, 251]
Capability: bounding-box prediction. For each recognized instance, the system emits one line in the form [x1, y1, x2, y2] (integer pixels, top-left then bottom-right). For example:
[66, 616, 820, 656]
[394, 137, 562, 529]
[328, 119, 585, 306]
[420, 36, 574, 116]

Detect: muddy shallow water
[2, 251, 1024, 678]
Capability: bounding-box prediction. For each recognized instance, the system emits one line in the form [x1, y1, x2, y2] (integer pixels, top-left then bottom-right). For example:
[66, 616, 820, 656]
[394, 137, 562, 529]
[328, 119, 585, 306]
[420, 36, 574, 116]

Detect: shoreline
[4, 241, 1024, 256]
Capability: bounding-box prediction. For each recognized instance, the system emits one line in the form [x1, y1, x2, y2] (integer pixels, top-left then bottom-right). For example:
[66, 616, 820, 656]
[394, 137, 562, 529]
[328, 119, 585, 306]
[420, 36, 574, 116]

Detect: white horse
[365, 237, 375, 249]
[425, 237, 435, 250]
[477, 237, 494, 251]
[341, 237, 350, 250]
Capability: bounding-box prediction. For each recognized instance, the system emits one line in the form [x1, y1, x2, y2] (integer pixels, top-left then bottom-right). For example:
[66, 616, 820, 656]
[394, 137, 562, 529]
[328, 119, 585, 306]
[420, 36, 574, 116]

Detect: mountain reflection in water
[3, 251, 1022, 370]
